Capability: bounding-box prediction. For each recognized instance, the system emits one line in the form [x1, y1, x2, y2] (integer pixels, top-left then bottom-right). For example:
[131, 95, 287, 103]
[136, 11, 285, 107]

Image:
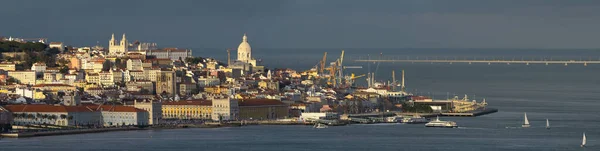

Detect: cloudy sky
[2, 0, 600, 49]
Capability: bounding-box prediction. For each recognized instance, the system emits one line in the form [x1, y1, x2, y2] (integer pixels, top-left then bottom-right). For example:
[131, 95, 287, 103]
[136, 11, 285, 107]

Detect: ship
[425, 116, 458, 128]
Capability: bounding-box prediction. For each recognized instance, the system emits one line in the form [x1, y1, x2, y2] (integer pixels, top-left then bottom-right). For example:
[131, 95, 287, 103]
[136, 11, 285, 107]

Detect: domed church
[229, 33, 263, 74]
[236, 33, 257, 66]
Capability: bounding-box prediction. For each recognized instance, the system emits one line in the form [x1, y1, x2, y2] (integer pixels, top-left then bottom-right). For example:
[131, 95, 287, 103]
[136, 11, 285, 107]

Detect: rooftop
[238, 99, 286, 106]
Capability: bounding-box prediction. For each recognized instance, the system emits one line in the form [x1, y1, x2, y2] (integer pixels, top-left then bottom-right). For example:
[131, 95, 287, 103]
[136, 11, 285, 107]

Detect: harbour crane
[319, 52, 327, 75]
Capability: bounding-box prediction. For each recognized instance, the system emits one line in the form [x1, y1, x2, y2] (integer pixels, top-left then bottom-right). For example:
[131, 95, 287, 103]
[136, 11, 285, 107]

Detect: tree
[6, 77, 19, 84]
[59, 66, 69, 74]
[102, 61, 112, 71]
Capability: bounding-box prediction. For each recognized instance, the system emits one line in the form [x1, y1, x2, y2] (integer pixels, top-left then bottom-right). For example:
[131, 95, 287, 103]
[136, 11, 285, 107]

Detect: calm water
[2, 49, 599, 150]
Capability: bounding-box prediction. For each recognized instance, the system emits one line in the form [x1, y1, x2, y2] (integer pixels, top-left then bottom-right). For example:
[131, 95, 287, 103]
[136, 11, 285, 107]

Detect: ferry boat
[401, 115, 429, 124]
[425, 116, 457, 128]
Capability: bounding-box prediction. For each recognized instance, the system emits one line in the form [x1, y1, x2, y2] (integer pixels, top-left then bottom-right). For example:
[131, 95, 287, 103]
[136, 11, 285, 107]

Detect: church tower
[109, 33, 115, 46]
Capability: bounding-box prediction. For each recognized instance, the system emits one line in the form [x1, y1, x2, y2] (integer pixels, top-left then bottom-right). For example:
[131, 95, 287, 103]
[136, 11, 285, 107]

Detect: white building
[128, 99, 162, 125]
[211, 96, 239, 121]
[31, 62, 47, 75]
[109, 33, 128, 57]
[197, 76, 221, 87]
[146, 48, 192, 61]
[126, 59, 143, 71]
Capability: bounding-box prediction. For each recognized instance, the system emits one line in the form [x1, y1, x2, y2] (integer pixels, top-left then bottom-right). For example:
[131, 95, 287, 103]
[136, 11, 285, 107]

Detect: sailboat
[522, 112, 530, 128]
[581, 133, 586, 147]
[546, 119, 550, 129]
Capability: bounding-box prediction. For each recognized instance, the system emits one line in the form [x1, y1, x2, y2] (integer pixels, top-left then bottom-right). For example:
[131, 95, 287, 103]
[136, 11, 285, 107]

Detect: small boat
[545, 119, 550, 129]
[581, 132, 586, 147]
[522, 112, 530, 128]
[314, 123, 328, 129]
[425, 116, 457, 128]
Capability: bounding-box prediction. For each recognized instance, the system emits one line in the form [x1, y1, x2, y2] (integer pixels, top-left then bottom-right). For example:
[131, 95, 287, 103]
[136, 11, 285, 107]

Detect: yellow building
[0, 63, 16, 71]
[86, 73, 100, 84]
[32, 84, 77, 91]
[162, 100, 212, 120]
[8, 71, 36, 85]
[238, 99, 289, 120]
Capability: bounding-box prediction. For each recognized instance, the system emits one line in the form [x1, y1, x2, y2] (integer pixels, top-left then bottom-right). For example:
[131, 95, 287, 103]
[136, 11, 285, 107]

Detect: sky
[2, 0, 600, 49]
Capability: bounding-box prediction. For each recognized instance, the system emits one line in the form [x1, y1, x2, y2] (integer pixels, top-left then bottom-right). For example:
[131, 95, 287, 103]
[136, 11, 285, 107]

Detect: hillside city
[0, 33, 487, 134]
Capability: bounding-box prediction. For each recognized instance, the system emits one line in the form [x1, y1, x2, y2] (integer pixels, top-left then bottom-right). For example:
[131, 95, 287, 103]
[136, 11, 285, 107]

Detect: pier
[355, 57, 600, 66]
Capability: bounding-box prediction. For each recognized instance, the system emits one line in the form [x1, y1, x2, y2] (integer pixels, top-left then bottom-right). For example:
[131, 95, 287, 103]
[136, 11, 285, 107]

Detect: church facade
[109, 33, 128, 57]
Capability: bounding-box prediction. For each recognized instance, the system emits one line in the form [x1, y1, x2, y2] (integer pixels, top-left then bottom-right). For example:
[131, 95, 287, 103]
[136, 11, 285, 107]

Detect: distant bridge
[354, 58, 600, 66]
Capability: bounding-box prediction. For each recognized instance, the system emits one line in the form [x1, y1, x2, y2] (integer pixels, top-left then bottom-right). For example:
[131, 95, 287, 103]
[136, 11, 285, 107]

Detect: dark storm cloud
[1, 0, 600, 49]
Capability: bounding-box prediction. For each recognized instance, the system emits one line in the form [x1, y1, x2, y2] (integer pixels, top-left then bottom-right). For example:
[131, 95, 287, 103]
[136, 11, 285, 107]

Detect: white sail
[546, 119, 550, 129]
[582, 133, 587, 147]
[524, 113, 530, 125]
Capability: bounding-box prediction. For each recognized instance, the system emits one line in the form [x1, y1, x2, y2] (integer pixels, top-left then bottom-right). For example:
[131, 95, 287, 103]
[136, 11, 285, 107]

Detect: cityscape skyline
[2, 0, 600, 49]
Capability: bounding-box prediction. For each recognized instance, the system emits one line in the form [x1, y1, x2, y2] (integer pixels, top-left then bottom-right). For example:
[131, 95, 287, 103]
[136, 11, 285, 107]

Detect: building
[127, 59, 143, 71]
[49, 42, 64, 51]
[62, 92, 81, 106]
[5, 105, 100, 126]
[127, 99, 162, 125]
[98, 71, 114, 86]
[238, 99, 288, 120]
[8, 71, 36, 85]
[32, 83, 77, 92]
[211, 96, 239, 121]
[89, 105, 149, 126]
[236, 33, 257, 66]
[162, 100, 212, 120]
[156, 70, 176, 97]
[258, 80, 280, 91]
[0, 63, 16, 71]
[126, 80, 154, 94]
[147, 48, 192, 61]
[179, 82, 197, 96]
[108, 33, 128, 57]
[0, 106, 13, 132]
[86, 72, 99, 84]
[197, 76, 220, 87]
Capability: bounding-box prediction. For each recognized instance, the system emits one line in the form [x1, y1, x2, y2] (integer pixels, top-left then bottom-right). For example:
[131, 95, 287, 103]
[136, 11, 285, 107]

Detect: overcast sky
[2, 0, 600, 49]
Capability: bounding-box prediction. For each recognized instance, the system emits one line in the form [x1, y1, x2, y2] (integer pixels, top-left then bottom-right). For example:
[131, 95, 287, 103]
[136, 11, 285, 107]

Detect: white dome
[237, 33, 252, 61]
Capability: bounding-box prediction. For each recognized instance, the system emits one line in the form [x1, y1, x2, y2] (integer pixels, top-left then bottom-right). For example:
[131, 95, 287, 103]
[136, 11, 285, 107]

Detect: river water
[1, 48, 599, 150]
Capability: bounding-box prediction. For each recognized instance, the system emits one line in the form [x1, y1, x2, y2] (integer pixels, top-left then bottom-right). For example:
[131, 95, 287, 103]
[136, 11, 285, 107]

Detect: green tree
[59, 66, 69, 74]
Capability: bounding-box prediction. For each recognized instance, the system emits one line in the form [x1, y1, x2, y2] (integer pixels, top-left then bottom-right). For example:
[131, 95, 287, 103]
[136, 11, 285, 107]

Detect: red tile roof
[5, 105, 94, 112]
[32, 84, 74, 87]
[238, 99, 286, 106]
[83, 105, 146, 112]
